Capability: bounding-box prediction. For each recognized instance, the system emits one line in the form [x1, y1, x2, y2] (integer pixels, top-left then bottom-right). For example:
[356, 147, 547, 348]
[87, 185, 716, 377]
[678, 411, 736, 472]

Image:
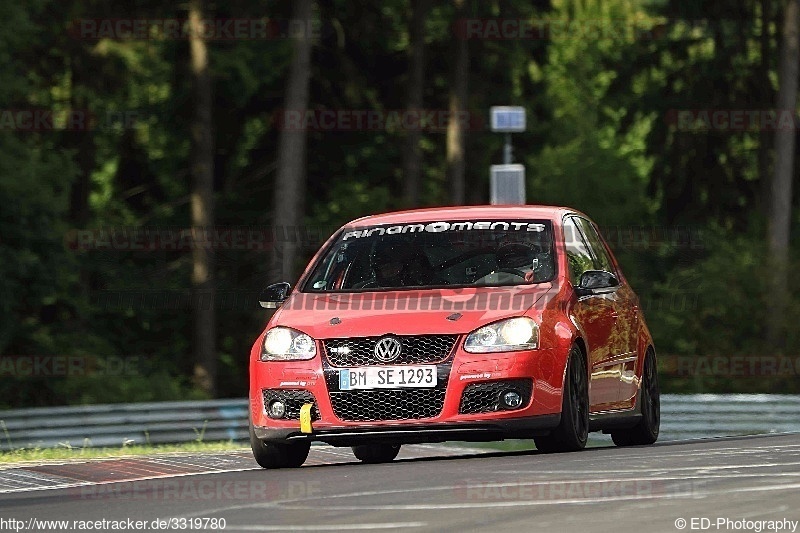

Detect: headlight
[261, 327, 317, 361]
[464, 317, 538, 353]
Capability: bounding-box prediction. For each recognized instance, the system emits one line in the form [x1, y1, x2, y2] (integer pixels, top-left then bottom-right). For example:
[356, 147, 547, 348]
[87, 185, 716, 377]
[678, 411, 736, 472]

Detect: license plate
[339, 365, 437, 390]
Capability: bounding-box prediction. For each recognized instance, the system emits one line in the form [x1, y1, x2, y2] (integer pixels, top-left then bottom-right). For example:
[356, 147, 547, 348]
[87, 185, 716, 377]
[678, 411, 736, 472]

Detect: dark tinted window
[575, 217, 614, 273]
[303, 220, 556, 291]
[563, 217, 594, 285]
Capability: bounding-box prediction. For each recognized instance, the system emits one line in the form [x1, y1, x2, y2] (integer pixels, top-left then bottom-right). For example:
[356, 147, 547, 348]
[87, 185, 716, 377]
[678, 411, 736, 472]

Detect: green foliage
[650, 226, 800, 392]
[0, 1, 78, 360]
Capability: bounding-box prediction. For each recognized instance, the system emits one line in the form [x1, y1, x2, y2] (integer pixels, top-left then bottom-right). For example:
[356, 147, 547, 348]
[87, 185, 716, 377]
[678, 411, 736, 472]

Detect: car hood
[269, 284, 555, 339]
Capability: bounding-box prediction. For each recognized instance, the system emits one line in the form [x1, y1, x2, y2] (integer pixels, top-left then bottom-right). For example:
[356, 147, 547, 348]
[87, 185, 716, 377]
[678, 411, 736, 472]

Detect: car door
[563, 217, 620, 410]
[574, 217, 639, 407]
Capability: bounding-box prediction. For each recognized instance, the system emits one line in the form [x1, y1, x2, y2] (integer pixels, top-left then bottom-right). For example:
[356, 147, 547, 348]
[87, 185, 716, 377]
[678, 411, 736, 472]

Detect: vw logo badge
[374, 336, 402, 362]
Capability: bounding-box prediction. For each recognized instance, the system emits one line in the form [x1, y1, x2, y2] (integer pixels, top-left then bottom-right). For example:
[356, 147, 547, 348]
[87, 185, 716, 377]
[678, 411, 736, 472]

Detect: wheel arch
[561, 336, 589, 391]
[638, 343, 656, 388]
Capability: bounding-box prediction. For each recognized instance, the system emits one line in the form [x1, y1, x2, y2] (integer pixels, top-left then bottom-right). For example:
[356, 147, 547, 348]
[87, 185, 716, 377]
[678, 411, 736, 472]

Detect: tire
[611, 349, 660, 446]
[249, 421, 310, 468]
[534, 345, 589, 453]
[352, 443, 401, 464]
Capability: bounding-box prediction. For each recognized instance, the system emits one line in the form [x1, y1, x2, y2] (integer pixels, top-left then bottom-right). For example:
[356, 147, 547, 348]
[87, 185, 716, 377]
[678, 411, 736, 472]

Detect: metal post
[504, 133, 512, 164]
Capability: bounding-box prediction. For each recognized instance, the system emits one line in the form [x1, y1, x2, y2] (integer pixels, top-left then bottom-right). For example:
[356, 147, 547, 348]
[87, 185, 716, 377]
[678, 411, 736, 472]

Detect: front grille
[262, 389, 321, 420]
[323, 335, 458, 367]
[459, 379, 533, 414]
[329, 389, 446, 421]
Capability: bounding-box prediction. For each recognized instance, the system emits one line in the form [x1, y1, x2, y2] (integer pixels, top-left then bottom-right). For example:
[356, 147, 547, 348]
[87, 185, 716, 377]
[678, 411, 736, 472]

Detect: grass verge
[0, 441, 248, 464]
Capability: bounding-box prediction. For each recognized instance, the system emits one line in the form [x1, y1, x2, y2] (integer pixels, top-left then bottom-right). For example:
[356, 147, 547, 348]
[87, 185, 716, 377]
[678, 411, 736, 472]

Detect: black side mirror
[575, 270, 618, 297]
[258, 282, 292, 309]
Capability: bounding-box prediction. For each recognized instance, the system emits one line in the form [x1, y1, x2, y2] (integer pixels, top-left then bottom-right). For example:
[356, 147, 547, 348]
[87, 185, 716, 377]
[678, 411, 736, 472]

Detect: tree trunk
[402, 0, 429, 207]
[446, 0, 469, 205]
[188, 0, 217, 396]
[758, 0, 773, 216]
[273, 0, 314, 282]
[766, 0, 799, 350]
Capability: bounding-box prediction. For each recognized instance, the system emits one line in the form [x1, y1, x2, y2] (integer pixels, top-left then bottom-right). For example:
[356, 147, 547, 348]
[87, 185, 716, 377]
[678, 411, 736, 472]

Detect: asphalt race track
[1, 434, 799, 532]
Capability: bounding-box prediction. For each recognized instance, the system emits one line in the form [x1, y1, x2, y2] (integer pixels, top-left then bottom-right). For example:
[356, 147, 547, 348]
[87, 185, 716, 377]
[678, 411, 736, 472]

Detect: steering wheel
[351, 278, 378, 289]
[494, 268, 527, 278]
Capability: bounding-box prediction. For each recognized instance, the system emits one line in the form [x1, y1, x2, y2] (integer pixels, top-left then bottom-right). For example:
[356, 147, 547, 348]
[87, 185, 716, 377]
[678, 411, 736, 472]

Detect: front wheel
[250, 422, 310, 468]
[352, 443, 401, 464]
[611, 349, 660, 446]
[534, 345, 589, 453]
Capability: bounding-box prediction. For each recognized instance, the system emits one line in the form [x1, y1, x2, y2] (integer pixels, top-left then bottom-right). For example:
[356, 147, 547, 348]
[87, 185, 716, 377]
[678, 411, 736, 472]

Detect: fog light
[502, 391, 522, 409]
[268, 400, 286, 419]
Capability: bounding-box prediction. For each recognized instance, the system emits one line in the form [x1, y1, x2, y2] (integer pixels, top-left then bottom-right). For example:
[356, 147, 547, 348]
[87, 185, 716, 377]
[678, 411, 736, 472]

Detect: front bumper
[253, 415, 561, 446]
[250, 344, 566, 445]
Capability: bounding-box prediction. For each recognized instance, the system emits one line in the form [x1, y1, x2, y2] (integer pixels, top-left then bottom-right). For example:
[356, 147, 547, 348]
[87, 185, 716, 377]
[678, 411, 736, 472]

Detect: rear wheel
[249, 422, 310, 468]
[534, 345, 589, 453]
[352, 443, 401, 464]
[611, 349, 660, 446]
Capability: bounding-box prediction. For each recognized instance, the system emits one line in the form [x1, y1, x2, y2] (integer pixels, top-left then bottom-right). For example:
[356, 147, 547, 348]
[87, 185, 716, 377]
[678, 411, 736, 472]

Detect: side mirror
[258, 282, 292, 309]
[575, 270, 618, 297]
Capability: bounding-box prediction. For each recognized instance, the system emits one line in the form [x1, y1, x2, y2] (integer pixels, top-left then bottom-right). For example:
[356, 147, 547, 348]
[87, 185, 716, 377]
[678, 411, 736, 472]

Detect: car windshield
[303, 219, 555, 292]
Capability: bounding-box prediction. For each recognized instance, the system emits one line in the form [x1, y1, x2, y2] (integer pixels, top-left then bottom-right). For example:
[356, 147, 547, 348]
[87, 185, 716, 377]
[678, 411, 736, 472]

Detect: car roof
[345, 205, 585, 226]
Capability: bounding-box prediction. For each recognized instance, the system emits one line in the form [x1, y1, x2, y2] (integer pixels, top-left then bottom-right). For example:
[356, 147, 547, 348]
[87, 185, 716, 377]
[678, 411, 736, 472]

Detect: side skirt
[589, 389, 642, 432]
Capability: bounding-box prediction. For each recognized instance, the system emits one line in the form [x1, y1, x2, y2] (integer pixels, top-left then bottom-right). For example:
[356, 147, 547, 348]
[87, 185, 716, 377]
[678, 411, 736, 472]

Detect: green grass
[0, 441, 249, 464]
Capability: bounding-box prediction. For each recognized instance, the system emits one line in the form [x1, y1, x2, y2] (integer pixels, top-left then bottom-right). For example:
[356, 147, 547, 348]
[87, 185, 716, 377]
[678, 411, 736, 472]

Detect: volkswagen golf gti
[249, 206, 660, 468]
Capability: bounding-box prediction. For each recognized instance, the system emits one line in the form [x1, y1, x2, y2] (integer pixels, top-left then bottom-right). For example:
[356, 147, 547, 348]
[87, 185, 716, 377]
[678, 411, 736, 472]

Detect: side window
[575, 218, 614, 273]
[563, 218, 595, 285]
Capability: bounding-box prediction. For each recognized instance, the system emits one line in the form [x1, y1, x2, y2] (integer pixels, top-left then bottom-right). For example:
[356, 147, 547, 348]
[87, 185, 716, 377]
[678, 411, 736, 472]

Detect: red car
[249, 206, 660, 468]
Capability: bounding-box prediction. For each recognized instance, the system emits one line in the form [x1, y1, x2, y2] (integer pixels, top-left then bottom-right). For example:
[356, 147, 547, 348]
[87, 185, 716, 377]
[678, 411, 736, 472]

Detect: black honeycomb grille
[329, 389, 446, 421]
[459, 379, 533, 414]
[262, 389, 321, 420]
[323, 335, 457, 367]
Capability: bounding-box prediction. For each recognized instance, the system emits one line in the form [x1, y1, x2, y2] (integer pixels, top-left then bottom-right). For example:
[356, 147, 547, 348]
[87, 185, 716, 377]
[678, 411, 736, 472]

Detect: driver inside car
[495, 242, 534, 277]
[371, 239, 440, 288]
